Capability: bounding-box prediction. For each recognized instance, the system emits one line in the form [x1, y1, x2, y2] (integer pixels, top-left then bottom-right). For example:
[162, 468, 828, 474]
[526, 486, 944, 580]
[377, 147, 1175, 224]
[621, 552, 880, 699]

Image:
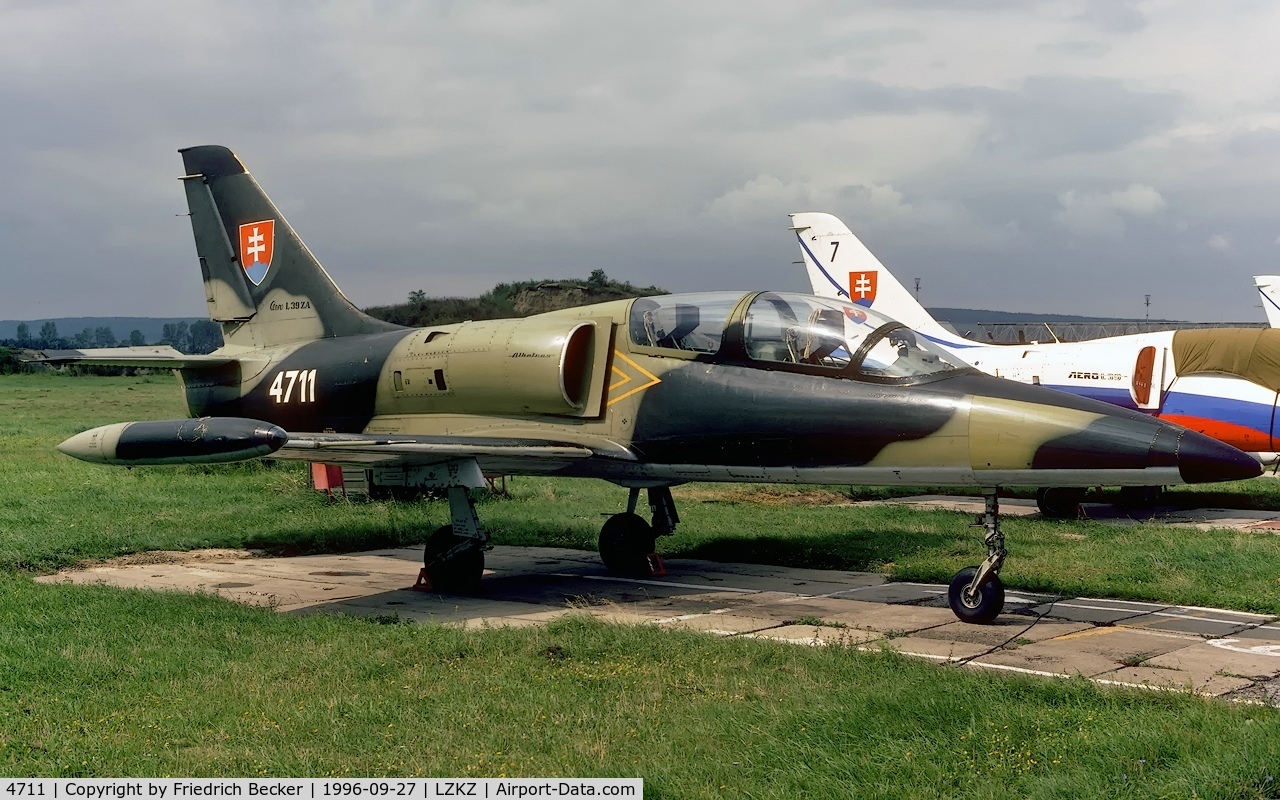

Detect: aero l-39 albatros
[793, 211, 1280, 516]
[48, 147, 1260, 624]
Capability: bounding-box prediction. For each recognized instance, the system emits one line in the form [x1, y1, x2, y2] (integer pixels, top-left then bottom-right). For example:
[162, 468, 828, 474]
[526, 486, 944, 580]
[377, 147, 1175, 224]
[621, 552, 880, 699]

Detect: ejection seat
[787, 308, 846, 366]
[643, 304, 702, 350]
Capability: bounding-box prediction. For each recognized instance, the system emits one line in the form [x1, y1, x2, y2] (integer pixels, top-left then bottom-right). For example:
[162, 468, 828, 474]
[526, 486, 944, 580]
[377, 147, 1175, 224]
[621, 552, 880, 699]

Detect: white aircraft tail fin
[788, 212, 955, 341]
[1255, 275, 1280, 328]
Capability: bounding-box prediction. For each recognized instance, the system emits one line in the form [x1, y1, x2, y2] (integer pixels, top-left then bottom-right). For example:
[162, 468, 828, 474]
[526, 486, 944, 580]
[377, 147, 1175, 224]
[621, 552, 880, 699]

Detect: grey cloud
[1072, 0, 1147, 33]
[869, 0, 1049, 10]
[1036, 40, 1110, 58]
[0, 0, 1270, 322]
[774, 76, 1179, 157]
[1227, 129, 1280, 157]
[980, 77, 1180, 157]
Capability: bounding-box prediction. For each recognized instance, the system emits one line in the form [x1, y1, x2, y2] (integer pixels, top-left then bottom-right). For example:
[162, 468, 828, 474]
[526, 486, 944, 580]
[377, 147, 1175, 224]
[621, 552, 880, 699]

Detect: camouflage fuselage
[176, 295, 1251, 489]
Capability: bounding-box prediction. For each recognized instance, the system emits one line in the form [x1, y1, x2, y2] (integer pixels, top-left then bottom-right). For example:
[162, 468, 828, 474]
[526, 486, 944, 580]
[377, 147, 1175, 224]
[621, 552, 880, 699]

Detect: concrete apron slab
[35, 545, 1280, 705]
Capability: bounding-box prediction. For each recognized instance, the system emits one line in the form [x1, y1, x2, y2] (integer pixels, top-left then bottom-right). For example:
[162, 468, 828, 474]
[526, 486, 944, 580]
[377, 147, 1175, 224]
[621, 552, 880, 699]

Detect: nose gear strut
[947, 490, 1007, 624]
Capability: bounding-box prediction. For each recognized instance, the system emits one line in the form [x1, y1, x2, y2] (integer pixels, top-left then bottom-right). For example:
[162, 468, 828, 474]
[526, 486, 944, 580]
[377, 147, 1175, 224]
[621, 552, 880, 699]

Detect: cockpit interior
[629, 291, 968, 383]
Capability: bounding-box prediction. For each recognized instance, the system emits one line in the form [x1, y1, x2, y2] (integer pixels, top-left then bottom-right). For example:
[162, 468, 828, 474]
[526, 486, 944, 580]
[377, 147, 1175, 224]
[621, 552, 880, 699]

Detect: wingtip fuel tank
[58, 418, 287, 466]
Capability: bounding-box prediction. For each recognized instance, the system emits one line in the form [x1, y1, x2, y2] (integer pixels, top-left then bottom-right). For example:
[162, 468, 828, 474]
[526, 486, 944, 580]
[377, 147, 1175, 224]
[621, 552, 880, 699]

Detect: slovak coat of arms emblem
[238, 220, 276, 286]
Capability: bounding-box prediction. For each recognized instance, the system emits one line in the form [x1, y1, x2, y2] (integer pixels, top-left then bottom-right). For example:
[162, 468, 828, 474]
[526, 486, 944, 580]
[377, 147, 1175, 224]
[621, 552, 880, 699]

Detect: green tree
[409, 290, 426, 304]
[15, 322, 30, 347]
[38, 321, 59, 349]
[94, 327, 116, 348]
[129, 329, 146, 347]
[0, 347, 19, 374]
[161, 321, 191, 351]
[188, 320, 223, 354]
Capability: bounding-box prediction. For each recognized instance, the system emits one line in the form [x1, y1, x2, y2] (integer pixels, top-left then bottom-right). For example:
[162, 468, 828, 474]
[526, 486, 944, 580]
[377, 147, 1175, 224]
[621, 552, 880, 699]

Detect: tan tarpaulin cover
[1171, 328, 1280, 392]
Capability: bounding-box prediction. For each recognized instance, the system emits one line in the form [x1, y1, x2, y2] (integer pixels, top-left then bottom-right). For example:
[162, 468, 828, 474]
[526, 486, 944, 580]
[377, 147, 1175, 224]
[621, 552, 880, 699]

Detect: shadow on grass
[668, 527, 963, 573]
[242, 517, 437, 558]
[242, 509, 603, 559]
[486, 522, 599, 551]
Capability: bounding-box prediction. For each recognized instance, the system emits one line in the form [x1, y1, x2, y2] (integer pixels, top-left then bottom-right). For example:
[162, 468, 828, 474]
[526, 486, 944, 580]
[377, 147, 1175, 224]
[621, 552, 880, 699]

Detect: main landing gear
[1035, 487, 1086, 520]
[420, 486, 489, 593]
[1037, 485, 1165, 520]
[948, 491, 1007, 625]
[598, 486, 678, 576]
[418, 475, 678, 591]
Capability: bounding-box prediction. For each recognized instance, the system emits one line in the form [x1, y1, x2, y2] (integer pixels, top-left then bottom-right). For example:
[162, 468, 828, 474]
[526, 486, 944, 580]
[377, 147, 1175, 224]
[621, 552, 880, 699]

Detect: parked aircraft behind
[40, 147, 1262, 625]
[793, 212, 1280, 513]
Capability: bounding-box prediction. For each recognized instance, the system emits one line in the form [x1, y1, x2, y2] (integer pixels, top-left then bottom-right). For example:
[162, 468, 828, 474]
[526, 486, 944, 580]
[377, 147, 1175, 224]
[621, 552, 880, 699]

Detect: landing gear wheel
[598, 513, 656, 576]
[948, 566, 1005, 625]
[1036, 487, 1086, 520]
[1118, 485, 1163, 507]
[423, 524, 484, 593]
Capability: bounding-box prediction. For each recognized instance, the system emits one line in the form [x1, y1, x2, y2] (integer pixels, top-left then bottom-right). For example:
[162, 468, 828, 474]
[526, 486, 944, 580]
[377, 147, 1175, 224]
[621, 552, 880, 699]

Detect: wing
[275, 431, 636, 473]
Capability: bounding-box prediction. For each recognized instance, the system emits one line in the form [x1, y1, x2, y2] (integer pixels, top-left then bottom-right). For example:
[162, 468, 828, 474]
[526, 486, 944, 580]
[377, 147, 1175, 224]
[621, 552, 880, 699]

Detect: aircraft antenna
[1145, 294, 1151, 321]
[914, 278, 921, 302]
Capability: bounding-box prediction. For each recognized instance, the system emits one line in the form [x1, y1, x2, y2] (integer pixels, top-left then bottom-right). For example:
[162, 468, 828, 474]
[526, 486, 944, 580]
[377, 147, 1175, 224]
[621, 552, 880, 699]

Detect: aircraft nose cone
[56, 428, 100, 462]
[1173, 427, 1262, 484]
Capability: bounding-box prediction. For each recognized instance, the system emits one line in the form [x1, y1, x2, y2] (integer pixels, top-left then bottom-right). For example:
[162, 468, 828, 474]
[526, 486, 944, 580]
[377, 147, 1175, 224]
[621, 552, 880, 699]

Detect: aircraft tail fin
[1255, 275, 1280, 328]
[788, 212, 956, 341]
[179, 145, 402, 349]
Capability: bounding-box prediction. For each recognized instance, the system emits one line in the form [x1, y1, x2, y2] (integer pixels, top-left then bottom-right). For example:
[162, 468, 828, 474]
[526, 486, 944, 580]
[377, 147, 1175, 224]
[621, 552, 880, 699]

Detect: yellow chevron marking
[606, 350, 661, 407]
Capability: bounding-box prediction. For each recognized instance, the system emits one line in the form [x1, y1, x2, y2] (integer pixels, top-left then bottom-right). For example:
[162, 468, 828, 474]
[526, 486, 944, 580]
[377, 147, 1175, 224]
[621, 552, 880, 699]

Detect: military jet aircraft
[793, 211, 1280, 515]
[47, 146, 1261, 625]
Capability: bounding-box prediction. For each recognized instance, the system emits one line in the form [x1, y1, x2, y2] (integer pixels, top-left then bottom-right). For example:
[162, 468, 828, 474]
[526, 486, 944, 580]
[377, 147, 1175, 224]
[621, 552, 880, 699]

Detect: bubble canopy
[628, 291, 970, 383]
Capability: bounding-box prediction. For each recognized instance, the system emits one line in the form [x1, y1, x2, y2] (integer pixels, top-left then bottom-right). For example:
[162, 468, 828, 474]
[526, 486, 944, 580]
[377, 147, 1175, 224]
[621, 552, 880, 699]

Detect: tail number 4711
[269, 369, 318, 403]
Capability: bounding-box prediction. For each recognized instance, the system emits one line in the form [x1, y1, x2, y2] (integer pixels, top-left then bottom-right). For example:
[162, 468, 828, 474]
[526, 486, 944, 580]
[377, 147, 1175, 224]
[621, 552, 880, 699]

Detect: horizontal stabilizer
[34, 346, 238, 369]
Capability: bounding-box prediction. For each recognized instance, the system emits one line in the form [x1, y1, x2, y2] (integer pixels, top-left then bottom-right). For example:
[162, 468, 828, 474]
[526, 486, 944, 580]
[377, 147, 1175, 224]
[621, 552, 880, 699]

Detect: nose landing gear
[947, 491, 1007, 624]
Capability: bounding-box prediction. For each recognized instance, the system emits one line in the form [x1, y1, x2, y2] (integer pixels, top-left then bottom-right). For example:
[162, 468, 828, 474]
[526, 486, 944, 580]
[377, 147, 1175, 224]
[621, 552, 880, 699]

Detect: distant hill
[365, 271, 667, 327]
[927, 307, 1182, 328]
[0, 317, 205, 344]
[927, 307, 1265, 343]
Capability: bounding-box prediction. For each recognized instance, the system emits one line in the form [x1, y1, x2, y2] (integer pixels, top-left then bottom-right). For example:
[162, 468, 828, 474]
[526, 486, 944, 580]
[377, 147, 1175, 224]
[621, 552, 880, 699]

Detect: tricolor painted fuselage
[794, 211, 1280, 462]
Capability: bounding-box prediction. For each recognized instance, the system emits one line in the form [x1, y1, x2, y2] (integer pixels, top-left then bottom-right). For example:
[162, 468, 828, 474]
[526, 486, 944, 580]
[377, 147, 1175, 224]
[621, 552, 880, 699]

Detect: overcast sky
[3, 0, 1280, 322]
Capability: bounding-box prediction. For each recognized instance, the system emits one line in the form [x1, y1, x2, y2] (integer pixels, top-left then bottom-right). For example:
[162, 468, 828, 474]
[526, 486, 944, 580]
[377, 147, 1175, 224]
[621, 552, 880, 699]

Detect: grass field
[7, 373, 1280, 613]
[4, 372, 1280, 793]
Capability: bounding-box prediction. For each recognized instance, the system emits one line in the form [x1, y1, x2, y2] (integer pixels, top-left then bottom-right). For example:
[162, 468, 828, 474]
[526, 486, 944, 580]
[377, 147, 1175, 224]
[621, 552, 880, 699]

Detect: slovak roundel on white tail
[849, 271, 877, 307]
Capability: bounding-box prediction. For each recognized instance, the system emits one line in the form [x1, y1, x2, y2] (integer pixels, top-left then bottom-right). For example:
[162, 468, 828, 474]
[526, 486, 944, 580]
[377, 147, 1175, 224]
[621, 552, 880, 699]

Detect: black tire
[598, 513, 656, 576]
[1036, 487, 1086, 520]
[948, 566, 1005, 624]
[423, 524, 484, 593]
